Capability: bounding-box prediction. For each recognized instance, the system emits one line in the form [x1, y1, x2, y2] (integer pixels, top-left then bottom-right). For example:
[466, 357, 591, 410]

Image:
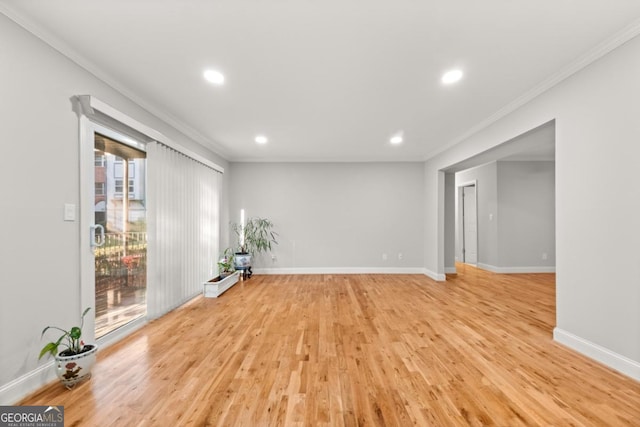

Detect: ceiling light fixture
[441, 69, 463, 85]
[255, 135, 268, 144]
[390, 132, 403, 145]
[203, 69, 225, 85]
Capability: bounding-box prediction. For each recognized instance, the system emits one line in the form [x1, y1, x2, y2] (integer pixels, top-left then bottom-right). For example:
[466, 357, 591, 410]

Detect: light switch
[64, 203, 76, 221]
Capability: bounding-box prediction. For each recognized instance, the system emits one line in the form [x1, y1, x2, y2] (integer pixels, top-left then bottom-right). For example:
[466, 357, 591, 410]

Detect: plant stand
[203, 271, 240, 298]
[236, 266, 252, 279]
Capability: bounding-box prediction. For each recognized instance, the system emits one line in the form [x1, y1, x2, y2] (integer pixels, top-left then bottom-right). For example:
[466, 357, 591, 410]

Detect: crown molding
[3, 5, 639, 165]
[423, 17, 640, 162]
[0, 4, 232, 160]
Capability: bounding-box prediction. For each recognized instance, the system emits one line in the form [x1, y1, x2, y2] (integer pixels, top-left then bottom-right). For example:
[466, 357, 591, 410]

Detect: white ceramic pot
[54, 344, 98, 388]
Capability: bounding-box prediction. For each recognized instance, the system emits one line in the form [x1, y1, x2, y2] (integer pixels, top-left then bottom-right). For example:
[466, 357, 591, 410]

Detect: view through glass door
[94, 133, 147, 338]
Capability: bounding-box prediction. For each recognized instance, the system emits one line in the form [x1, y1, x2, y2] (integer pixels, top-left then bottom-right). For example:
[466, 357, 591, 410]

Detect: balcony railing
[95, 232, 147, 289]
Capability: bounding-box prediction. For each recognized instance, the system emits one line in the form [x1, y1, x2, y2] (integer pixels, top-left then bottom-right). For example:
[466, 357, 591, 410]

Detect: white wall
[0, 14, 229, 403]
[497, 161, 555, 271]
[228, 162, 425, 272]
[426, 34, 640, 380]
[443, 173, 456, 273]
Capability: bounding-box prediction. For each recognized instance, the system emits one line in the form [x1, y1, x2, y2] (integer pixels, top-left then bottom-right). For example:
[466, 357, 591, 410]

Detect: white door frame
[78, 113, 97, 343]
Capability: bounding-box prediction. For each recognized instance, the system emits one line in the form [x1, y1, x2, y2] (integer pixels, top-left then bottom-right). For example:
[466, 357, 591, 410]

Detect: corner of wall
[423, 268, 446, 282]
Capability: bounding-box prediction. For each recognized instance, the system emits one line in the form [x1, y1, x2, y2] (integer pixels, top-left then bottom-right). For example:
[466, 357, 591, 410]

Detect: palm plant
[231, 217, 278, 255]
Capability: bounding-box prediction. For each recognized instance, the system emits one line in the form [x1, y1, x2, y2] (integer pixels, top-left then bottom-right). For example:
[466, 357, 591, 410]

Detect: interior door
[462, 185, 478, 264]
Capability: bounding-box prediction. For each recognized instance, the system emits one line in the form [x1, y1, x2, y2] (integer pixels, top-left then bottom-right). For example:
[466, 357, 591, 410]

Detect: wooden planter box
[203, 271, 240, 298]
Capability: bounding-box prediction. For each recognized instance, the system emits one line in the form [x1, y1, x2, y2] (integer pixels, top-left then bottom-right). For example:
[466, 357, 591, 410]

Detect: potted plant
[230, 217, 278, 276]
[217, 248, 235, 279]
[39, 307, 98, 389]
[203, 248, 240, 298]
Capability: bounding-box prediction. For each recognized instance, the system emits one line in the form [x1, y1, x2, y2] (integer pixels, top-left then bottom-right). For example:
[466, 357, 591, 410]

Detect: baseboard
[553, 328, 640, 381]
[0, 361, 56, 405]
[477, 263, 556, 274]
[444, 267, 457, 274]
[423, 268, 446, 282]
[252, 267, 427, 275]
[253, 267, 449, 282]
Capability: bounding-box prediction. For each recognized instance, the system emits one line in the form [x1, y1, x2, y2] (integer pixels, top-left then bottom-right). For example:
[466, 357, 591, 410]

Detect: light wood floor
[22, 265, 640, 426]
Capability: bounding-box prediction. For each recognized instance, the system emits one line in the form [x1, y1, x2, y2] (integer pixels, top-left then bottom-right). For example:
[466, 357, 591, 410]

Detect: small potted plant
[217, 248, 235, 279]
[230, 217, 278, 277]
[39, 307, 98, 389]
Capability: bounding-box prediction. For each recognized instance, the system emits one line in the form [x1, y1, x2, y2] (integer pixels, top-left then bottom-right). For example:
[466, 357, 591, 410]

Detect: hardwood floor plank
[20, 267, 640, 426]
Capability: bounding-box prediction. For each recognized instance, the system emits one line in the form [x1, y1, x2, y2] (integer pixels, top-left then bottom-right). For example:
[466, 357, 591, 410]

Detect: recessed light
[255, 135, 268, 144]
[390, 133, 403, 145]
[203, 69, 225, 85]
[441, 69, 463, 85]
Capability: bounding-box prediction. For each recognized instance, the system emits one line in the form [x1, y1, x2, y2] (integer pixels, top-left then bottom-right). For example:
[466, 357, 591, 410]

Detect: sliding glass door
[76, 95, 222, 340]
[93, 132, 147, 338]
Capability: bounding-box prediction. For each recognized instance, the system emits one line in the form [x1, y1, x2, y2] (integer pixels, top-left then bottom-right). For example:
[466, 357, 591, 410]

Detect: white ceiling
[3, 1, 640, 162]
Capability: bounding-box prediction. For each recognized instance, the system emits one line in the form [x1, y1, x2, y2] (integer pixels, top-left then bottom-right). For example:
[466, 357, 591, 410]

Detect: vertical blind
[146, 142, 221, 319]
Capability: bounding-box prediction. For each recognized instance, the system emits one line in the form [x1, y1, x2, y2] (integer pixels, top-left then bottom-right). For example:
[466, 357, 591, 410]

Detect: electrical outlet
[542, 253, 548, 260]
[382, 253, 388, 261]
[398, 252, 403, 260]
